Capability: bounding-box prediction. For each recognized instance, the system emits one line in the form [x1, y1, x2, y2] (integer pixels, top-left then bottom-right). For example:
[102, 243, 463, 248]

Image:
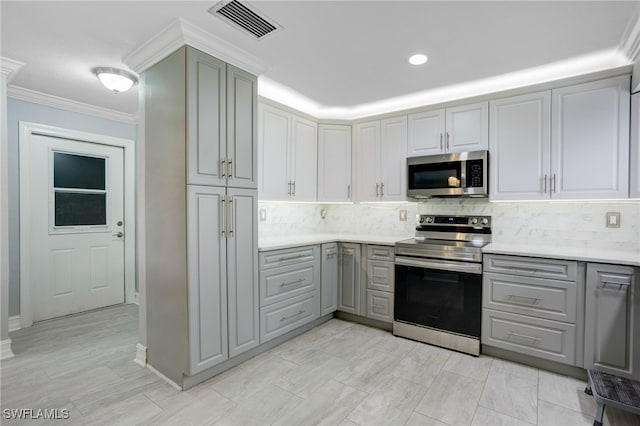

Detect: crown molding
[0, 57, 25, 81]
[123, 18, 269, 76]
[7, 86, 137, 125]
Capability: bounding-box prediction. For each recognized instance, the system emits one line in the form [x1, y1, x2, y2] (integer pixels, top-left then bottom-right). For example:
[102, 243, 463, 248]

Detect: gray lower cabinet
[187, 186, 259, 374]
[338, 243, 362, 315]
[482, 254, 583, 366]
[584, 263, 639, 379]
[259, 245, 320, 343]
[321, 243, 339, 315]
[365, 245, 394, 323]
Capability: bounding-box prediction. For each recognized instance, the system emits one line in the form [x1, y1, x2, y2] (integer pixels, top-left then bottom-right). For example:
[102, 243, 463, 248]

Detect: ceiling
[2, 1, 639, 120]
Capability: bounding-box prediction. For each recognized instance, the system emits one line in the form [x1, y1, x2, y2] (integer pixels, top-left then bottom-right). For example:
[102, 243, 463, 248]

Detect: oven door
[394, 257, 482, 338]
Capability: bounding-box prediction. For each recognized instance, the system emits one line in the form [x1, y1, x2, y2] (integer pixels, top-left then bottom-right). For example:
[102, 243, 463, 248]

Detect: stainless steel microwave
[407, 150, 488, 198]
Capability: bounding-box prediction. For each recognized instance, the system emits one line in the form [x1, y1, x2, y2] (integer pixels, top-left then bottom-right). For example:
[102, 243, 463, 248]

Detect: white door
[28, 134, 125, 322]
[317, 124, 352, 202]
[445, 101, 489, 153]
[258, 103, 290, 200]
[354, 121, 380, 202]
[407, 110, 445, 157]
[290, 115, 317, 201]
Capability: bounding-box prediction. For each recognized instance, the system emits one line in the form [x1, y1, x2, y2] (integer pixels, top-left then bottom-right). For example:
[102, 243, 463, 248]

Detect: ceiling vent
[209, 0, 282, 40]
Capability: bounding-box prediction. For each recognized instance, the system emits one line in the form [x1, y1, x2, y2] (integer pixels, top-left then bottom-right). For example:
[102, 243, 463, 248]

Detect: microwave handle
[440, 133, 443, 151]
[446, 132, 450, 150]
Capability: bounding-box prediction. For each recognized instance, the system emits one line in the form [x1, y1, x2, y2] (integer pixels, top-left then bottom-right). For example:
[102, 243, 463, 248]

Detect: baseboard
[8, 315, 21, 332]
[1, 338, 15, 360]
[133, 343, 147, 367]
[146, 363, 182, 391]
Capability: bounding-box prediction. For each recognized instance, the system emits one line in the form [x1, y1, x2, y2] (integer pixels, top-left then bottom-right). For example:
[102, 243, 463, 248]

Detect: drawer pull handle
[601, 281, 630, 289]
[280, 278, 304, 287]
[507, 332, 540, 343]
[280, 310, 305, 322]
[506, 294, 540, 304]
[278, 254, 306, 261]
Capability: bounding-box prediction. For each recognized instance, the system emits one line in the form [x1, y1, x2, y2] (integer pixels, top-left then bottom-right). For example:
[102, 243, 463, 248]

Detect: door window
[52, 151, 108, 228]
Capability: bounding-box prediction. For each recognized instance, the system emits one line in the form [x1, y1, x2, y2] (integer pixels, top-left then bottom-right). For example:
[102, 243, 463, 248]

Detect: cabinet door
[445, 101, 489, 153]
[379, 116, 407, 201]
[321, 243, 339, 316]
[354, 121, 381, 202]
[338, 243, 361, 315]
[291, 116, 318, 201]
[630, 93, 640, 198]
[407, 110, 445, 157]
[258, 103, 290, 200]
[317, 124, 352, 202]
[552, 76, 630, 199]
[489, 91, 551, 200]
[584, 263, 637, 378]
[367, 289, 394, 323]
[227, 65, 258, 189]
[187, 185, 228, 374]
[226, 188, 259, 358]
[186, 48, 226, 186]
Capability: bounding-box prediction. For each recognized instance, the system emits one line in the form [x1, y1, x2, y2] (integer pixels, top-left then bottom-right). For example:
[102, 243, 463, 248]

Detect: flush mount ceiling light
[94, 67, 138, 93]
[409, 54, 428, 65]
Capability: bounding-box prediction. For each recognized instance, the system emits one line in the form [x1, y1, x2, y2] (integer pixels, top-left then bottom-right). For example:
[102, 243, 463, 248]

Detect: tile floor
[1, 304, 639, 426]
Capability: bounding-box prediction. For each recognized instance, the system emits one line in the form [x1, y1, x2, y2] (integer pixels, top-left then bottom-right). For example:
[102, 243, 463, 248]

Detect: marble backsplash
[258, 199, 640, 252]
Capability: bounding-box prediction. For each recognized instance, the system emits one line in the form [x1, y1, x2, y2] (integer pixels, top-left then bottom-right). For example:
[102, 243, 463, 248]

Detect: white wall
[258, 199, 640, 253]
[6, 97, 137, 316]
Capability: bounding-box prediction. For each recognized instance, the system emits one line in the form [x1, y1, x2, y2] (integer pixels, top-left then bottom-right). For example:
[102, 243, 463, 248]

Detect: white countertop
[483, 243, 640, 267]
[258, 234, 408, 251]
[260, 234, 640, 266]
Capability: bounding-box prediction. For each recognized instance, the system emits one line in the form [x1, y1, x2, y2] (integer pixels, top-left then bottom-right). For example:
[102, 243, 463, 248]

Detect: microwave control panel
[466, 159, 484, 188]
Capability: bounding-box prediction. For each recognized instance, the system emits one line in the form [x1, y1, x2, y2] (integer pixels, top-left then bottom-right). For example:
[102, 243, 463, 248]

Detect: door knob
[113, 232, 124, 238]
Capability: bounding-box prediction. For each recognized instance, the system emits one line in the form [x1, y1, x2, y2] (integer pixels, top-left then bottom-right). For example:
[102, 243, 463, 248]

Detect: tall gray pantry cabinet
[144, 46, 258, 388]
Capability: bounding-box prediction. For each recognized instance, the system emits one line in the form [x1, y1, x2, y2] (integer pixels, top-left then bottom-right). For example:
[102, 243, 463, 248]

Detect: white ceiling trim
[621, 13, 640, 62]
[7, 85, 137, 125]
[260, 49, 631, 121]
[0, 57, 25, 82]
[123, 17, 269, 75]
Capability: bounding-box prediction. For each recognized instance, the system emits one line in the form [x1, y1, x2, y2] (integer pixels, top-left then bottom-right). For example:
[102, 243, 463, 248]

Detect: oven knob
[470, 217, 478, 225]
[419, 217, 425, 224]
[481, 218, 489, 226]
[426, 216, 434, 223]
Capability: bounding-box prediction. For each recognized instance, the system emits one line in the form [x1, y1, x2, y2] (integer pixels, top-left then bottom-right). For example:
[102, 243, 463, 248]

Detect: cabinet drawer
[484, 254, 577, 281]
[260, 291, 320, 343]
[367, 245, 395, 261]
[367, 289, 394, 323]
[260, 262, 319, 307]
[367, 260, 395, 292]
[483, 272, 576, 323]
[482, 309, 576, 365]
[260, 245, 319, 269]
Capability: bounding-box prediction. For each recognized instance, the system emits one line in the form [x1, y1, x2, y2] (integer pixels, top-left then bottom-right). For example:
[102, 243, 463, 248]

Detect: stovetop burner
[395, 214, 492, 262]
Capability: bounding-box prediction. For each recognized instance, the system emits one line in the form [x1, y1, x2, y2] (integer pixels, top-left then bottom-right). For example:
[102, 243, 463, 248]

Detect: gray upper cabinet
[584, 263, 639, 379]
[187, 50, 226, 186]
[490, 91, 551, 200]
[317, 124, 352, 202]
[552, 76, 629, 199]
[338, 242, 361, 315]
[258, 102, 318, 200]
[186, 49, 257, 189]
[354, 117, 407, 202]
[226, 65, 258, 189]
[407, 101, 488, 157]
[490, 76, 630, 200]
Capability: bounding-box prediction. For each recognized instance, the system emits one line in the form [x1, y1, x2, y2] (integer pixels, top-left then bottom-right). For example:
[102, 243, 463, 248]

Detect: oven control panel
[418, 215, 491, 227]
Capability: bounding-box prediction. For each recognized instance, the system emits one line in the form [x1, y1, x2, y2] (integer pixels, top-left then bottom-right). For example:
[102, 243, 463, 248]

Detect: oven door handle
[395, 257, 482, 275]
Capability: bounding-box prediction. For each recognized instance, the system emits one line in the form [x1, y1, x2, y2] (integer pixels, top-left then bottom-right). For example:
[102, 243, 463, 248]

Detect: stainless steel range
[393, 214, 492, 356]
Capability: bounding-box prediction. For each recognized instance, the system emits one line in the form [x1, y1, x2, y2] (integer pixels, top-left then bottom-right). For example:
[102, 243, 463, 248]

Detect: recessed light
[409, 54, 428, 65]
